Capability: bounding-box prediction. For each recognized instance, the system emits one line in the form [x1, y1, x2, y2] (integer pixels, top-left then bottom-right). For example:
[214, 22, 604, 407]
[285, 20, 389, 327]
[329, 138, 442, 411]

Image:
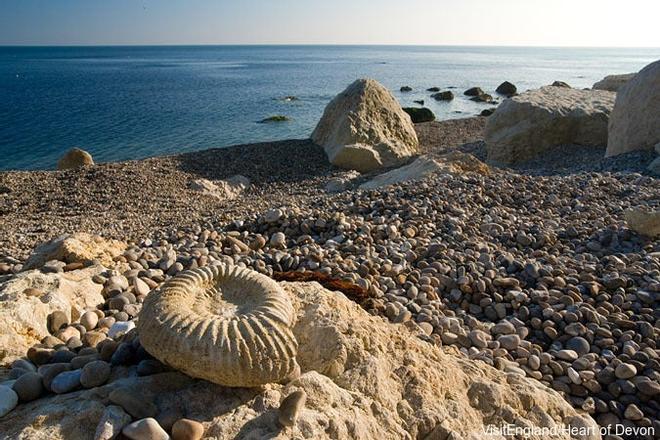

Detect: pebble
[83, 331, 107, 348]
[137, 359, 165, 376]
[12, 372, 44, 402]
[497, 334, 520, 350]
[51, 349, 77, 364]
[80, 311, 99, 331]
[624, 404, 644, 421]
[111, 342, 135, 365]
[172, 418, 205, 440]
[57, 326, 81, 343]
[468, 330, 489, 349]
[71, 354, 101, 369]
[11, 359, 36, 372]
[264, 208, 283, 223]
[0, 385, 19, 417]
[51, 369, 82, 394]
[270, 232, 286, 248]
[555, 350, 578, 362]
[80, 360, 112, 388]
[27, 347, 54, 365]
[38, 363, 72, 390]
[99, 317, 116, 329]
[133, 278, 151, 297]
[47, 310, 69, 334]
[94, 405, 132, 440]
[565, 337, 590, 356]
[278, 389, 307, 427]
[122, 417, 169, 440]
[614, 363, 637, 380]
[108, 321, 136, 339]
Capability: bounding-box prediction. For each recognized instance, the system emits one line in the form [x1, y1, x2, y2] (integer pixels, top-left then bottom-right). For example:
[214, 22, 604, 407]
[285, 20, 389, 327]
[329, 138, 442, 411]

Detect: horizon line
[1, 43, 660, 50]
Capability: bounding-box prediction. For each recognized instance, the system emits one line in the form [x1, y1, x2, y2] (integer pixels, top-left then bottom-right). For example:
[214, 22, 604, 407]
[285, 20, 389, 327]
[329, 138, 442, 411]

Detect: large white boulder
[485, 86, 615, 165]
[311, 79, 419, 172]
[0, 281, 596, 439]
[606, 60, 660, 157]
[0, 266, 105, 363]
[592, 73, 636, 92]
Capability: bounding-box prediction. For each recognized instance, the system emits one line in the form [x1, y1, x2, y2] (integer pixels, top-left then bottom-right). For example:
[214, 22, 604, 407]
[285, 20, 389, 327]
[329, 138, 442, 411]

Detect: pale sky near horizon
[1, 0, 659, 47]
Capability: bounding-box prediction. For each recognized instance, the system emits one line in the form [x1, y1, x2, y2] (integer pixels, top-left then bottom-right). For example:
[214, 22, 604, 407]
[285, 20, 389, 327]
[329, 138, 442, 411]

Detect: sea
[0, 45, 658, 170]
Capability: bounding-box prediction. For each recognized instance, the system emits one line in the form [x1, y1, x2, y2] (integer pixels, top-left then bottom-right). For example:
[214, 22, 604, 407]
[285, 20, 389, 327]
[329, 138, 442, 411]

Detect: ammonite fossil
[137, 264, 300, 387]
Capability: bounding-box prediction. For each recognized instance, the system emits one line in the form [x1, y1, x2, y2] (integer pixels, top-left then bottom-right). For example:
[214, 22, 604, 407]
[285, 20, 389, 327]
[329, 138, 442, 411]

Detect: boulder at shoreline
[402, 107, 435, 123]
[485, 86, 615, 165]
[311, 79, 419, 172]
[57, 148, 94, 170]
[606, 60, 660, 157]
[592, 73, 636, 92]
[496, 81, 517, 96]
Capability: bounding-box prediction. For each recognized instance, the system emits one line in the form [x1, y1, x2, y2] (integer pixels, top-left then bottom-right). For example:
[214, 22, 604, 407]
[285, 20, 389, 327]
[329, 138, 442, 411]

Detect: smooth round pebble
[80, 361, 112, 388]
[0, 386, 19, 417]
[80, 311, 99, 331]
[172, 418, 205, 440]
[12, 372, 44, 402]
[108, 321, 135, 339]
[51, 369, 82, 394]
[614, 363, 637, 380]
[122, 417, 169, 440]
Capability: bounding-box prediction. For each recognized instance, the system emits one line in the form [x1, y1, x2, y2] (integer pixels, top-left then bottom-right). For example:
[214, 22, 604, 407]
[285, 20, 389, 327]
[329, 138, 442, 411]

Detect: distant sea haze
[0, 45, 658, 170]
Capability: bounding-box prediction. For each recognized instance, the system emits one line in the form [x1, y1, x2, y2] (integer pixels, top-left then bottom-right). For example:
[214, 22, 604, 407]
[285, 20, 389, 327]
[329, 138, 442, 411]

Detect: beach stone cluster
[1, 169, 658, 437]
[0, 269, 206, 439]
[109, 171, 655, 434]
[1, 117, 659, 437]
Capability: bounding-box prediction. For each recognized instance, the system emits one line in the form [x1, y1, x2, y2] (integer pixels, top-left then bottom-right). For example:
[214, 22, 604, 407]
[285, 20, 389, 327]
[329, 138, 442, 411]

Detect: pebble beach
[0, 73, 659, 439]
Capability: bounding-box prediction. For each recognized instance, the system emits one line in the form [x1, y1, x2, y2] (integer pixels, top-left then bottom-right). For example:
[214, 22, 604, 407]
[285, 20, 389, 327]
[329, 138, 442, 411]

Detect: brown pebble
[23, 288, 43, 297]
[278, 390, 307, 427]
[172, 418, 205, 440]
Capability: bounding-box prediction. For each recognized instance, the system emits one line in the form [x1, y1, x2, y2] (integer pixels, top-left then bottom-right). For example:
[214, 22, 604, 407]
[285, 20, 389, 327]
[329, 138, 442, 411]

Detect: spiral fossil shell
[137, 264, 299, 387]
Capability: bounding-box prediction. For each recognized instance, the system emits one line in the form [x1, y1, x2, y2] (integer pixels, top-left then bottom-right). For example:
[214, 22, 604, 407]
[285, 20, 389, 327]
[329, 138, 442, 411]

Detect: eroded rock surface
[0, 282, 598, 439]
[0, 266, 105, 363]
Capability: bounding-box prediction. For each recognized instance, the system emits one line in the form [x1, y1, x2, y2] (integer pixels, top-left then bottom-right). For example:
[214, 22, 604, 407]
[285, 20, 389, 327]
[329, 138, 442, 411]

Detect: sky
[1, 0, 659, 47]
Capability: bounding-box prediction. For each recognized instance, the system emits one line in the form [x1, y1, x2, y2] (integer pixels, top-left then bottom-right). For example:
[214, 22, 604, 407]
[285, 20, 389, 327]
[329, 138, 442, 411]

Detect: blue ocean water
[0, 45, 658, 170]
